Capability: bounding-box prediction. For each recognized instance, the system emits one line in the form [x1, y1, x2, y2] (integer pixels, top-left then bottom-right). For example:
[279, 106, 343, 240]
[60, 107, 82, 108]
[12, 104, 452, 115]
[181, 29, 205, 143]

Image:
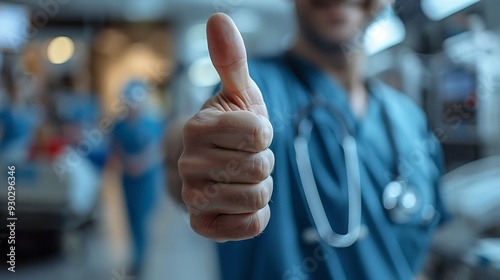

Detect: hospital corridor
[0, 0, 500, 280]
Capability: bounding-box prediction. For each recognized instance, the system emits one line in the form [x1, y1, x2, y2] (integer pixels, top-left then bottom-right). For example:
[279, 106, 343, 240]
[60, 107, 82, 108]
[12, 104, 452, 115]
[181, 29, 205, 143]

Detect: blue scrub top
[56, 93, 99, 126]
[217, 54, 446, 280]
[112, 114, 164, 179]
[0, 105, 38, 153]
[112, 115, 162, 156]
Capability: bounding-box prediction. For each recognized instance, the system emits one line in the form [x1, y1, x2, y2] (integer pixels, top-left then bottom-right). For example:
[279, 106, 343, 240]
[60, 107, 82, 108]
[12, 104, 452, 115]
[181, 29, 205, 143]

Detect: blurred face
[295, 0, 387, 52]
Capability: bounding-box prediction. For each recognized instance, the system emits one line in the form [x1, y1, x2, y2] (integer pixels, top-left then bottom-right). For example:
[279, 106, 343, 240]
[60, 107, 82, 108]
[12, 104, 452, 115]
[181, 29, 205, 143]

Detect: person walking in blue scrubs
[111, 80, 163, 276]
[169, 1, 447, 279]
[0, 63, 40, 161]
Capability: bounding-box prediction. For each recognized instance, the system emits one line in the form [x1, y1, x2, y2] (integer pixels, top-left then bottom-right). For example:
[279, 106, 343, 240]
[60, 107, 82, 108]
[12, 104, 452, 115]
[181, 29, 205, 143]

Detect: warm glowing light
[47, 36, 74, 64]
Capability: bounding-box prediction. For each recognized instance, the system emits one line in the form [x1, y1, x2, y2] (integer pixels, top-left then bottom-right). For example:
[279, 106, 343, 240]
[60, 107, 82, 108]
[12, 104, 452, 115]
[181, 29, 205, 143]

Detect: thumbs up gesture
[178, 13, 275, 242]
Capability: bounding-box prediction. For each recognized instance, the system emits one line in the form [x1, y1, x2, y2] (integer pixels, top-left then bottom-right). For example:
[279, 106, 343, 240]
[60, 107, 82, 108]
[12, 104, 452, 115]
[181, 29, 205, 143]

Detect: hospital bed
[0, 153, 101, 230]
[0, 151, 102, 259]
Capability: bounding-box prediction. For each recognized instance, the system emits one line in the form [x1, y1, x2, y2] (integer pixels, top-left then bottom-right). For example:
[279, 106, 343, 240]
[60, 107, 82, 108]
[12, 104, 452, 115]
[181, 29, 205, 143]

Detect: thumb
[206, 13, 267, 117]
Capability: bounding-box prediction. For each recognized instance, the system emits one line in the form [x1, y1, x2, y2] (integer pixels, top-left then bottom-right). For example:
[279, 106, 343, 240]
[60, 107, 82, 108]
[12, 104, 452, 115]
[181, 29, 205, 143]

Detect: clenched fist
[178, 13, 275, 242]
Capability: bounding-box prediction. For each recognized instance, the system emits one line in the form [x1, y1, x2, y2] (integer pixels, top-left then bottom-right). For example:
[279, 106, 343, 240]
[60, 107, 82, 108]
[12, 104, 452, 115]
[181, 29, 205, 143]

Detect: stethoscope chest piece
[382, 179, 422, 224]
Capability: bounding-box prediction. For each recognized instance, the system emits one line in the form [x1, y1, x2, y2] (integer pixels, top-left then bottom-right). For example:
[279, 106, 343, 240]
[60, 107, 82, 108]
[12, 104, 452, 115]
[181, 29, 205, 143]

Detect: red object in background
[465, 95, 477, 110]
[29, 137, 66, 161]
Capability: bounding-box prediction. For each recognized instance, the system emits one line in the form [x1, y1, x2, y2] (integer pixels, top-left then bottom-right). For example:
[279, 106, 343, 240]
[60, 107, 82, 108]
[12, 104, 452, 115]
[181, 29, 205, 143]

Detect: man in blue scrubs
[170, 1, 446, 279]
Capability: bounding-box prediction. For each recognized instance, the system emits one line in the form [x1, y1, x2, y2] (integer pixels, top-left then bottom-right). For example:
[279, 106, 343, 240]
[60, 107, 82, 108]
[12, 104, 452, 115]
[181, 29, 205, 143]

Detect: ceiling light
[47, 36, 75, 64]
[422, 0, 481, 21]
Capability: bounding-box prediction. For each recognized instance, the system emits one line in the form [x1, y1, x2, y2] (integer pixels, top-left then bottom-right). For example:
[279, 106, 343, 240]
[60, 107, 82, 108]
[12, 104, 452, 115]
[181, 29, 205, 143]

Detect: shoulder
[374, 81, 429, 133]
[374, 81, 445, 169]
[247, 54, 287, 87]
[248, 54, 285, 71]
[247, 54, 291, 107]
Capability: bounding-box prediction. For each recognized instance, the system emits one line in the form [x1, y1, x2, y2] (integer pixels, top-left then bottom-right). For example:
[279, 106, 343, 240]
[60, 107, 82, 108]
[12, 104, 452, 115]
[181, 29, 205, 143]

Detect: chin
[325, 34, 354, 44]
[300, 20, 360, 53]
[324, 27, 359, 43]
[318, 33, 358, 49]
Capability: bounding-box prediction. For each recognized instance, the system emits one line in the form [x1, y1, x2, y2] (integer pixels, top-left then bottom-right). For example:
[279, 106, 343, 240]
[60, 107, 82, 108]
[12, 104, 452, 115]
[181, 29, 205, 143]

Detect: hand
[178, 13, 274, 242]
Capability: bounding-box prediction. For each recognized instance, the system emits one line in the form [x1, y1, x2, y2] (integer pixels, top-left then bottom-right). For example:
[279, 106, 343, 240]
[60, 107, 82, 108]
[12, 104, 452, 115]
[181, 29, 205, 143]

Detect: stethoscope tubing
[294, 117, 362, 247]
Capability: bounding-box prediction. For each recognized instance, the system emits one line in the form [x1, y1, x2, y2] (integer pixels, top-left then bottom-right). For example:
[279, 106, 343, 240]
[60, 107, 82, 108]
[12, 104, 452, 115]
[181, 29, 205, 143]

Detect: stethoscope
[285, 53, 433, 248]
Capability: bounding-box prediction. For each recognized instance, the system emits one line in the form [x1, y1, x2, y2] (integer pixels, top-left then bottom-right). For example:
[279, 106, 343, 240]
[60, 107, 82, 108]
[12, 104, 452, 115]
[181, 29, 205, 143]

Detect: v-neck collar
[285, 52, 375, 136]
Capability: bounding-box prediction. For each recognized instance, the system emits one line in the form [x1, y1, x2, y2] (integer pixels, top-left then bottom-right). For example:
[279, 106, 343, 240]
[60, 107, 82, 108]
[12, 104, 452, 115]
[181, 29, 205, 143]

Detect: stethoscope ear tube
[294, 118, 362, 248]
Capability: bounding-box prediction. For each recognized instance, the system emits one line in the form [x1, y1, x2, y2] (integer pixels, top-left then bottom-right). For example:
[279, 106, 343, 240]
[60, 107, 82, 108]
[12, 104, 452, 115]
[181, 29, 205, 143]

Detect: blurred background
[0, 0, 499, 279]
